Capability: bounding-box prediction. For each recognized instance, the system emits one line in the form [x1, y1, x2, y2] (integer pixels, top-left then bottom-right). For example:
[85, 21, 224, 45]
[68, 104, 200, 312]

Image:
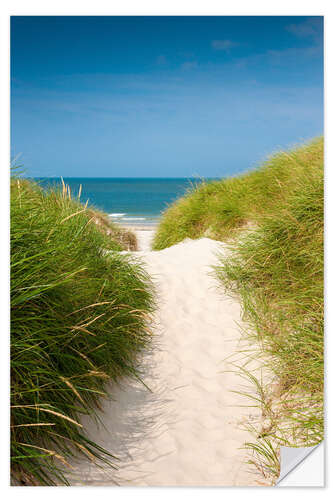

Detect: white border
[1, 1, 331, 498]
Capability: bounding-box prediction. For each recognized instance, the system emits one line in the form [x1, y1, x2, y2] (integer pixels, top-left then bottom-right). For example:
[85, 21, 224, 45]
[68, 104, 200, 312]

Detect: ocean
[34, 177, 212, 227]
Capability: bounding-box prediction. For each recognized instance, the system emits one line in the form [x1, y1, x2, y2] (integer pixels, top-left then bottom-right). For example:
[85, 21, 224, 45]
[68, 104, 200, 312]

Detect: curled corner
[276, 441, 324, 486]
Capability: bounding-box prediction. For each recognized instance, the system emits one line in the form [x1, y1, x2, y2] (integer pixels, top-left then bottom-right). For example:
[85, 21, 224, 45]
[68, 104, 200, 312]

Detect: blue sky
[11, 16, 323, 178]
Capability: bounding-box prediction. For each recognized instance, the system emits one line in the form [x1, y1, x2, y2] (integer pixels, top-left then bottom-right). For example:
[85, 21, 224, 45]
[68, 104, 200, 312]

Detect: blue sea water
[34, 177, 212, 226]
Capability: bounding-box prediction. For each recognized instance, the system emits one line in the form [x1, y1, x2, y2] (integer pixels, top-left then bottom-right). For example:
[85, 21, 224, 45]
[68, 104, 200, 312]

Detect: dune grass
[153, 137, 323, 250]
[154, 137, 324, 481]
[11, 177, 154, 485]
[216, 146, 323, 480]
[85, 207, 138, 251]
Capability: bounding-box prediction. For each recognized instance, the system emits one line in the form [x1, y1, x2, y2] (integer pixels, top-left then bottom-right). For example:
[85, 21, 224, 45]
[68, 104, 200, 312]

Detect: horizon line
[29, 175, 220, 179]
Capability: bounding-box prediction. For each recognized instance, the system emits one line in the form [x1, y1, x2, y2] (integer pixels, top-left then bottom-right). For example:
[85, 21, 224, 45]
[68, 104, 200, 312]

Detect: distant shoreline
[115, 223, 158, 232]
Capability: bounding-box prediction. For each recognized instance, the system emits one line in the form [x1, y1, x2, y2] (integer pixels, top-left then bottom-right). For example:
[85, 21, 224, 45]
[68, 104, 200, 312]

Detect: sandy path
[68, 230, 264, 486]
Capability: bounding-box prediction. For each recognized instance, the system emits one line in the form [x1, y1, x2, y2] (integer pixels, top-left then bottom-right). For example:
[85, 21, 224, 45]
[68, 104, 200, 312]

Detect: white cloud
[180, 61, 198, 71]
[211, 39, 238, 51]
[156, 55, 167, 66]
[286, 17, 323, 40]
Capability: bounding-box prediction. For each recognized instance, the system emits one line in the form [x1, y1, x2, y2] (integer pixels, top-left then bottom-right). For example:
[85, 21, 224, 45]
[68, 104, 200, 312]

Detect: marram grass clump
[153, 137, 323, 250]
[11, 178, 154, 485]
[215, 140, 323, 480]
[85, 207, 138, 251]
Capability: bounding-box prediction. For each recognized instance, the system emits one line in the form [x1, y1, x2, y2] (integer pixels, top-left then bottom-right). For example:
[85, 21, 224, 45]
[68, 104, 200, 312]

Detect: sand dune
[68, 230, 266, 486]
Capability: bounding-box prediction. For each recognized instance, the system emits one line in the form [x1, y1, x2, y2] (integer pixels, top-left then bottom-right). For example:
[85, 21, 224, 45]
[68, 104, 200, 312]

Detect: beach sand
[68, 228, 267, 486]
